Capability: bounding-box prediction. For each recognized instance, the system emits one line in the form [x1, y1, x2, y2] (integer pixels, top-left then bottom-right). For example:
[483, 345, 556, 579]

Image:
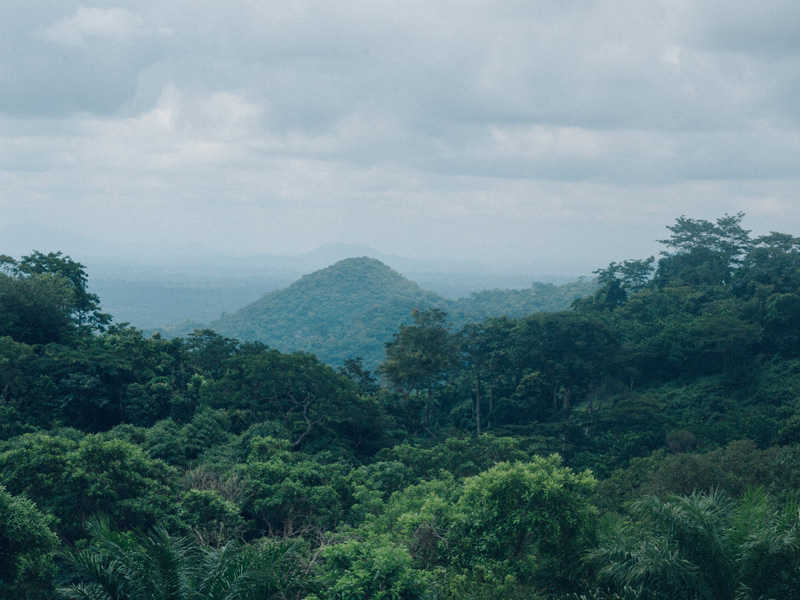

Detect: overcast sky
[2, 1, 800, 273]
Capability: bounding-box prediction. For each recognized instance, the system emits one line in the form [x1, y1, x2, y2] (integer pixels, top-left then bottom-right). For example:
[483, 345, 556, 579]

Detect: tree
[513, 313, 619, 413]
[0, 251, 110, 345]
[14, 325, 185, 431]
[0, 271, 76, 344]
[452, 456, 596, 590]
[0, 484, 58, 600]
[204, 348, 362, 451]
[460, 319, 517, 434]
[313, 535, 428, 600]
[16, 251, 110, 332]
[587, 257, 656, 310]
[734, 232, 800, 295]
[0, 433, 179, 541]
[658, 213, 751, 268]
[184, 329, 240, 380]
[0, 336, 34, 404]
[655, 213, 751, 287]
[237, 436, 348, 538]
[587, 488, 800, 600]
[728, 487, 800, 598]
[379, 309, 460, 431]
[60, 519, 306, 600]
[338, 356, 380, 397]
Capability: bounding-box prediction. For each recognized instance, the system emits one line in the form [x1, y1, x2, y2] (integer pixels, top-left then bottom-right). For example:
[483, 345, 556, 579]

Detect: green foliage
[0, 484, 58, 600]
[202, 346, 372, 453]
[0, 271, 76, 345]
[60, 518, 307, 600]
[208, 257, 595, 369]
[0, 252, 110, 345]
[451, 457, 595, 588]
[451, 278, 599, 323]
[16, 251, 111, 332]
[177, 489, 245, 547]
[180, 407, 233, 461]
[210, 258, 446, 370]
[376, 435, 533, 482]
[313, 535, 429, 600]
[587, 488, 800, 600]
[5, 214, 800, 599]
[379, 309, 460, 434]
[655, 213, 751, 287]
[594, 441, 800, 512]
[237, 437, 350, 538]
[734, 231, 800, 296]
[0, 433, 179, 541]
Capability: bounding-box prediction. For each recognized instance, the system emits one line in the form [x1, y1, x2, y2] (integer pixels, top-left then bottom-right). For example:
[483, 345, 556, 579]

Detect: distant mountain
[205, 257, 596, 370]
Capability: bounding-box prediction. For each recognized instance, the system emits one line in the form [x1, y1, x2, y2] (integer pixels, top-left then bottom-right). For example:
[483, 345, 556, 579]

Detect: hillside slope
[207, 257, 596, 369]
[209, 257, 446, 368]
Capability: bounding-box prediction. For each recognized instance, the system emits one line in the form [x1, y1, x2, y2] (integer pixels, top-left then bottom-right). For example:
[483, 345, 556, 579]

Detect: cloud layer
[2, 1, 799, 271]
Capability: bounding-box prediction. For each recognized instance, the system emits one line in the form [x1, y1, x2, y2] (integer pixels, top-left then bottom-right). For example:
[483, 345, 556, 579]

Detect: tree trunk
[488, 385, 494, 430]
[475, 373, 481, 436]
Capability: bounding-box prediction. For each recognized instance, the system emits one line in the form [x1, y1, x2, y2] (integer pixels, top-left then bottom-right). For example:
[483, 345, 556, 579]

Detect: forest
[166, 255, 597, 369]
[2, 213, 800, 599]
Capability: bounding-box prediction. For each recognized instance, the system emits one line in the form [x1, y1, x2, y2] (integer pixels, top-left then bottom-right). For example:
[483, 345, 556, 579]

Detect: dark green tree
[587, 488, 800, 600]
[379, 309, 460, 431]
[0, 433, 179, 541]
[655, 213, 751, 287]
[204, 348, 363, 451]
[460, 318, 517, 434]
[60, 519, 306, 600]
[0, 271, 75, 344]
[451, 457, 596, 590]
[0, 484, 58, 600]
[585, 257, 656, 310]
[734, 232, 800, 295]
[16, 251, 110, 332]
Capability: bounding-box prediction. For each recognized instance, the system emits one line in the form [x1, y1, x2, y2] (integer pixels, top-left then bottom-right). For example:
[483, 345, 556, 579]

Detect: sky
[2, 1, 800, 274]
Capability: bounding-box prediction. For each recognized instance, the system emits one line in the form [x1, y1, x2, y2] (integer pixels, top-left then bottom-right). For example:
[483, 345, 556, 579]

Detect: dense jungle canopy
[2, 214, 800, 599]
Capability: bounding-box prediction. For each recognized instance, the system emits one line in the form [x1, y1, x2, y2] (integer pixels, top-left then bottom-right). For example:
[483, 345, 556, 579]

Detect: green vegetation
[206, 257, 596, 369]
[3, 214, 800, 598]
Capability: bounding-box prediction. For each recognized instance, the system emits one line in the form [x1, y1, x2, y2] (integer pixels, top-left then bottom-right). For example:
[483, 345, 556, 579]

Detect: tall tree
[655, 213, 751, 287]
[379, 309, 460, 431]
[0, 271, 75, 344]
[17, 251, 110, 332]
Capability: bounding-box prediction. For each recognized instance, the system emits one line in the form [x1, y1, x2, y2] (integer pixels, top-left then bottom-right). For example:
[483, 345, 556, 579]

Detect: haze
[3, 1, 800, 274]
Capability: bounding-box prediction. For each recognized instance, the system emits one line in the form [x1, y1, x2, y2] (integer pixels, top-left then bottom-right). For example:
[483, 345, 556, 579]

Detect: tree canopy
[3, 214, 800, 599]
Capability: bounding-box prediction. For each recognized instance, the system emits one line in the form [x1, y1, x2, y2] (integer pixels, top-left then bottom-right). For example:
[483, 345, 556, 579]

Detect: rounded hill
[209, 257, 447, 368]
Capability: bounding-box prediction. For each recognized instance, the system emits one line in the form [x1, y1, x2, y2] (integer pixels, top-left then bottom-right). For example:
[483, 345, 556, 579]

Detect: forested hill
[208, 257, 442, 368]
[206, 257, 596, 368]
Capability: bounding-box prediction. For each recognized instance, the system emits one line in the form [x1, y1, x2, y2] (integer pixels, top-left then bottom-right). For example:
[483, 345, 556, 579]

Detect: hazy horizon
[0, 220, 595, 279]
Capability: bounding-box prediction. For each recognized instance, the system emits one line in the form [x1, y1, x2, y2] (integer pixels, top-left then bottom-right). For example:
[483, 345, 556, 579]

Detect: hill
[208, 257, 446, 368]
[206, 257, 596, 369]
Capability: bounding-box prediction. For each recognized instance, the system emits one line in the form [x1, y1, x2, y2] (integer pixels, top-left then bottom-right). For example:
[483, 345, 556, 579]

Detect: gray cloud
[2, 0, 800, 271]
